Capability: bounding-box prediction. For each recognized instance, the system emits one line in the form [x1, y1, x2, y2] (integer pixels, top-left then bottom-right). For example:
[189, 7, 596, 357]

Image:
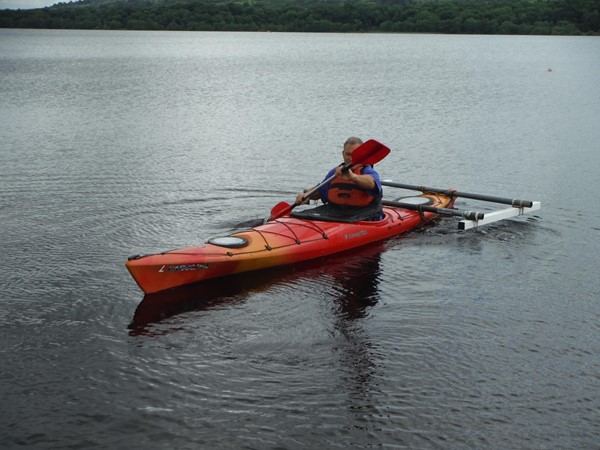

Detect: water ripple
[2, 30, 600, 450]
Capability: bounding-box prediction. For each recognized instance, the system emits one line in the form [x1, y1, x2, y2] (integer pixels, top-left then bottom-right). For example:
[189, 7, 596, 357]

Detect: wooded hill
[1, 0, 598, 35]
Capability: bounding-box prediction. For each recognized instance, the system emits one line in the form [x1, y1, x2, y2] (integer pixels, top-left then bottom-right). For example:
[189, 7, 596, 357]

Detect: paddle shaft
[381, 181, 534, 208]
[382, 200, 484, 221]
[276, 162, 356, 218]
[267, 163, 361, 222]
[300, 165, 349, 203]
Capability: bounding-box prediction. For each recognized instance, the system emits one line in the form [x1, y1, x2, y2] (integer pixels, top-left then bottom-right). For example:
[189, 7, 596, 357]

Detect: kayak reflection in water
[128, 243, 383, 335]
[330, 248, 382, 322]
[295, 136, 384, 221]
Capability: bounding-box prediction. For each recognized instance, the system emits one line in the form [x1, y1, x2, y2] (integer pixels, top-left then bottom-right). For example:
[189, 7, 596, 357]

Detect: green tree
[551, 20, 581, 35]
[415, 10, 440, 32]
[0, 0, 597, 35]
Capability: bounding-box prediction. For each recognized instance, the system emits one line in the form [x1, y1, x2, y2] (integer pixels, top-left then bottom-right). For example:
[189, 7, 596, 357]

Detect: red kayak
[126, 192, 455, 294]
[125, 136, 540, 294]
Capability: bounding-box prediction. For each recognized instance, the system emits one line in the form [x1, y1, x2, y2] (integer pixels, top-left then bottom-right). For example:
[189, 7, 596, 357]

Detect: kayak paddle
[267, 139, 390, 222]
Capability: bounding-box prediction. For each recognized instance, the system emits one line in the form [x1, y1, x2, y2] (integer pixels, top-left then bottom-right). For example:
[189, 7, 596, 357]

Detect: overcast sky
[0, 0, 60, 9]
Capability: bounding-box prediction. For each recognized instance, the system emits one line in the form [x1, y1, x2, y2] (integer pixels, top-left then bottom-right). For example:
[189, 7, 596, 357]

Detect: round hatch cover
[207, 236, 249, 248]
[395, 196, 432, 205]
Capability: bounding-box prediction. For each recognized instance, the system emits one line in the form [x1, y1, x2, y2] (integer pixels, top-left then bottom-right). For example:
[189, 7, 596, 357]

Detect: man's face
[342, 142, 361, 164]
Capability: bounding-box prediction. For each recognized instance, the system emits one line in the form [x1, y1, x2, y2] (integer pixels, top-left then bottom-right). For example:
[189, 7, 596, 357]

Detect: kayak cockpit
[291, 202, 383, 223]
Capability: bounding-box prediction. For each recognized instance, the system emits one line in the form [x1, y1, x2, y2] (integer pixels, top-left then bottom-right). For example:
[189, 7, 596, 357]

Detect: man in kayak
[295, 137, 383, 221]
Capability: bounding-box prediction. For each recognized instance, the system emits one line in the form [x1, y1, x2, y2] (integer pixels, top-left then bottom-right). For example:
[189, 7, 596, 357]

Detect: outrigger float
[126, 140, 541, 294]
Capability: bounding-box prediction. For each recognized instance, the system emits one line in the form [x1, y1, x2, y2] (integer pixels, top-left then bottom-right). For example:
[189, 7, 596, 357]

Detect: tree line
[1, 0, 598, 35]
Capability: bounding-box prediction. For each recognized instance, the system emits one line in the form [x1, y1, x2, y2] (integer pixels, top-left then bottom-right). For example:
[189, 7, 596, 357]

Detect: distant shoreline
[1, 0, 598, 36]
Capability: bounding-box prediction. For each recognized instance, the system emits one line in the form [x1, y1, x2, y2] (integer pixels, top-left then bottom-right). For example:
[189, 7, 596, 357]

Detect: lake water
[1, 29, 599, 449]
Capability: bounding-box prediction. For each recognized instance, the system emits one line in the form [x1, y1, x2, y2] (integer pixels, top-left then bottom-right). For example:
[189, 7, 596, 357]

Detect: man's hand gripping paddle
[266, 139, 391, 223]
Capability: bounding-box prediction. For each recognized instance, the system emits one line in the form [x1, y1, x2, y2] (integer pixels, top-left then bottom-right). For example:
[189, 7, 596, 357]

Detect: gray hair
[343, 136, 363, 148]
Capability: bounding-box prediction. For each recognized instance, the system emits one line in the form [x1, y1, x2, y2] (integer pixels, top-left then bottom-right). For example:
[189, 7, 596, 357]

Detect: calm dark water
[1, 29, 599, 449]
